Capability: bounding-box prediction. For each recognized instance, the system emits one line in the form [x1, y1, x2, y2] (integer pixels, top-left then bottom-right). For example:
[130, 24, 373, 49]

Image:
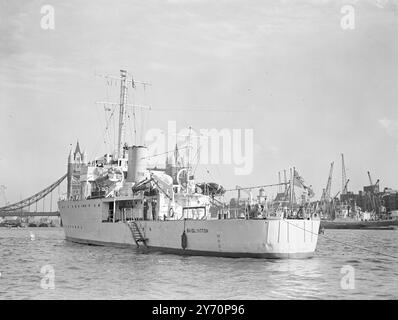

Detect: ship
[318, 156, 398, 230]
[58, 70, 320, 259]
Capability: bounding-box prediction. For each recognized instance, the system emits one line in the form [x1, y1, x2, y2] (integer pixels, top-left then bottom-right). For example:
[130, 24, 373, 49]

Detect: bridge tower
[67, 149, 73, 199]
[67, 141, 85, 200]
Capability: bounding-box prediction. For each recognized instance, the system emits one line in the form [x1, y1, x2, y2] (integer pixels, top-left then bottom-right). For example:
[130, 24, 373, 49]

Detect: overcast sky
[1, 0, 398, 205]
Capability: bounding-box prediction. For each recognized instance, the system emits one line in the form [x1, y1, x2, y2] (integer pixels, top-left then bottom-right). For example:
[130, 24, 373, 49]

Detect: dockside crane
[321, 162, 334, 202]
[341, 154, 349, 195]
[367, 171, 373, 186]
[343, 179, 350, 195]
[367, 171, 380, 192]
[366, 171, 381, 216]
[320, 162, 334, 219]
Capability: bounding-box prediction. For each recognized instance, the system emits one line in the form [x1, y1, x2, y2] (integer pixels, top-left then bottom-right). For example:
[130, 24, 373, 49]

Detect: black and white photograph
[0, 0, 397, 304]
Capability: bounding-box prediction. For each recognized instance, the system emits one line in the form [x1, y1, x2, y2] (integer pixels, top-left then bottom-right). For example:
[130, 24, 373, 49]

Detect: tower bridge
[0, 141, 86, 220]
[0, 174, 67, 218]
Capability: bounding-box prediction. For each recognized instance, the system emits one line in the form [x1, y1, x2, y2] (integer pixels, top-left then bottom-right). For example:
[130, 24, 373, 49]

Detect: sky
[1, 0, 398, 205]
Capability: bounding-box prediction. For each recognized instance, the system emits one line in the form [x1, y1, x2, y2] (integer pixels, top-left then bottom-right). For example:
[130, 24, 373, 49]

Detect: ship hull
[64, 236, 314, 259]
[59, 200, 320, 259]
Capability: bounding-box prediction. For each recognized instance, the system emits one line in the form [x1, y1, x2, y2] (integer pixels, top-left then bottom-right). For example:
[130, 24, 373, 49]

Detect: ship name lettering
[186, 228, 208, 233]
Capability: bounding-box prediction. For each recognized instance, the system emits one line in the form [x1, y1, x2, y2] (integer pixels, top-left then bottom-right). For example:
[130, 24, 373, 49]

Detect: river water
[0, 227, 397, 299]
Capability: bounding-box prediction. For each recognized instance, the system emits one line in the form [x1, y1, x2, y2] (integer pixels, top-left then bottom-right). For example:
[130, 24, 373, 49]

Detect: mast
[117, 70, 128, 159]
[96, 70, 151, 159]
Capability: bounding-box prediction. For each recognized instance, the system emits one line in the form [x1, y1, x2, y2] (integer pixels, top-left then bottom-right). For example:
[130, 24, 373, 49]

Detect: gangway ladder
[126, 221, 148, 248]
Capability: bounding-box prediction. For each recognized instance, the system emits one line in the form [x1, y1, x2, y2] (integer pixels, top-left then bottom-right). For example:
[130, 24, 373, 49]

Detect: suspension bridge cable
[0, 174, 67, 212]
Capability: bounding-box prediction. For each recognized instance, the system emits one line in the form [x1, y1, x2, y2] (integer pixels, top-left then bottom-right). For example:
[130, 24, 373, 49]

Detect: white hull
[59, 199, 320, 259]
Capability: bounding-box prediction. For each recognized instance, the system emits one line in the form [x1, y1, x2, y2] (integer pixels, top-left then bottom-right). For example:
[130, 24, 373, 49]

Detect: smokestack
[127, 146, 148, 183]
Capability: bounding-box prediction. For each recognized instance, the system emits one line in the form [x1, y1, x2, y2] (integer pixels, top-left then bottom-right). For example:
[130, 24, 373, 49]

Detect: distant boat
[321, 218, 398, 230]
[0, 219, 21, 228]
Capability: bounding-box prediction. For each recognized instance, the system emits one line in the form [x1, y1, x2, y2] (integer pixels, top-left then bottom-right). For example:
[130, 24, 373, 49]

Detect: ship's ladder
[126, 221, 148, 248]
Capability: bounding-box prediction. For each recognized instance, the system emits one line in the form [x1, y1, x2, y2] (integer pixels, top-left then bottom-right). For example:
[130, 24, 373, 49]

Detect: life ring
[298, 211, 304, 219]
[181, 231, 188, 250]
[169, 208, 174, 218]
[176, 168, 188, 188]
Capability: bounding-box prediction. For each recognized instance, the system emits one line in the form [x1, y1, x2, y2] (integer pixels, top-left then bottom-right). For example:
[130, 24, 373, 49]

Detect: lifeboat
[94, 167, 124, 187]
[196, 182, 225, 196]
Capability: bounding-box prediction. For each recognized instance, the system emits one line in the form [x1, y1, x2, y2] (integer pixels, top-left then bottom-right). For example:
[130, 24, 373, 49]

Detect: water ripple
[0, 228, 397, 299]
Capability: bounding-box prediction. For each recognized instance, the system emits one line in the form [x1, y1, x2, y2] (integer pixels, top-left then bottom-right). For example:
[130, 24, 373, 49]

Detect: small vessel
[0, 218, 21, 228]
[321, 198, 398, 230]
[318, 155, 398, 230]
[321, 218, 398, 230]
[58, 70, 320, 258]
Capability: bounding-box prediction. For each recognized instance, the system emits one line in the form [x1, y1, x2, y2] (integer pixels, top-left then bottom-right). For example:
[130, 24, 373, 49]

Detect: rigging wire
[93, 103, 106, 156]
[113, 103, 116, 153]
[192, 142, 204, 176]
[104, 104, 118, 150]
[104, 77, 114, 151]
[127, 110, 133, 146]
[142, 146, 190, 160]
[140, 86, 147, 144]
[125, 90, 134, 146]
[142, 83, 150, 145]
[132, 97, 137, 145]
[140, 86, 143, 145]
[141, 84, 149, 144]
[204, 167, 218, 183]
[104, 106, 112, 150]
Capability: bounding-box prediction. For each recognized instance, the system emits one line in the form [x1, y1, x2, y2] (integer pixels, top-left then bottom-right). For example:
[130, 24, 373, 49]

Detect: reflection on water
[0, 228, 397, 299]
